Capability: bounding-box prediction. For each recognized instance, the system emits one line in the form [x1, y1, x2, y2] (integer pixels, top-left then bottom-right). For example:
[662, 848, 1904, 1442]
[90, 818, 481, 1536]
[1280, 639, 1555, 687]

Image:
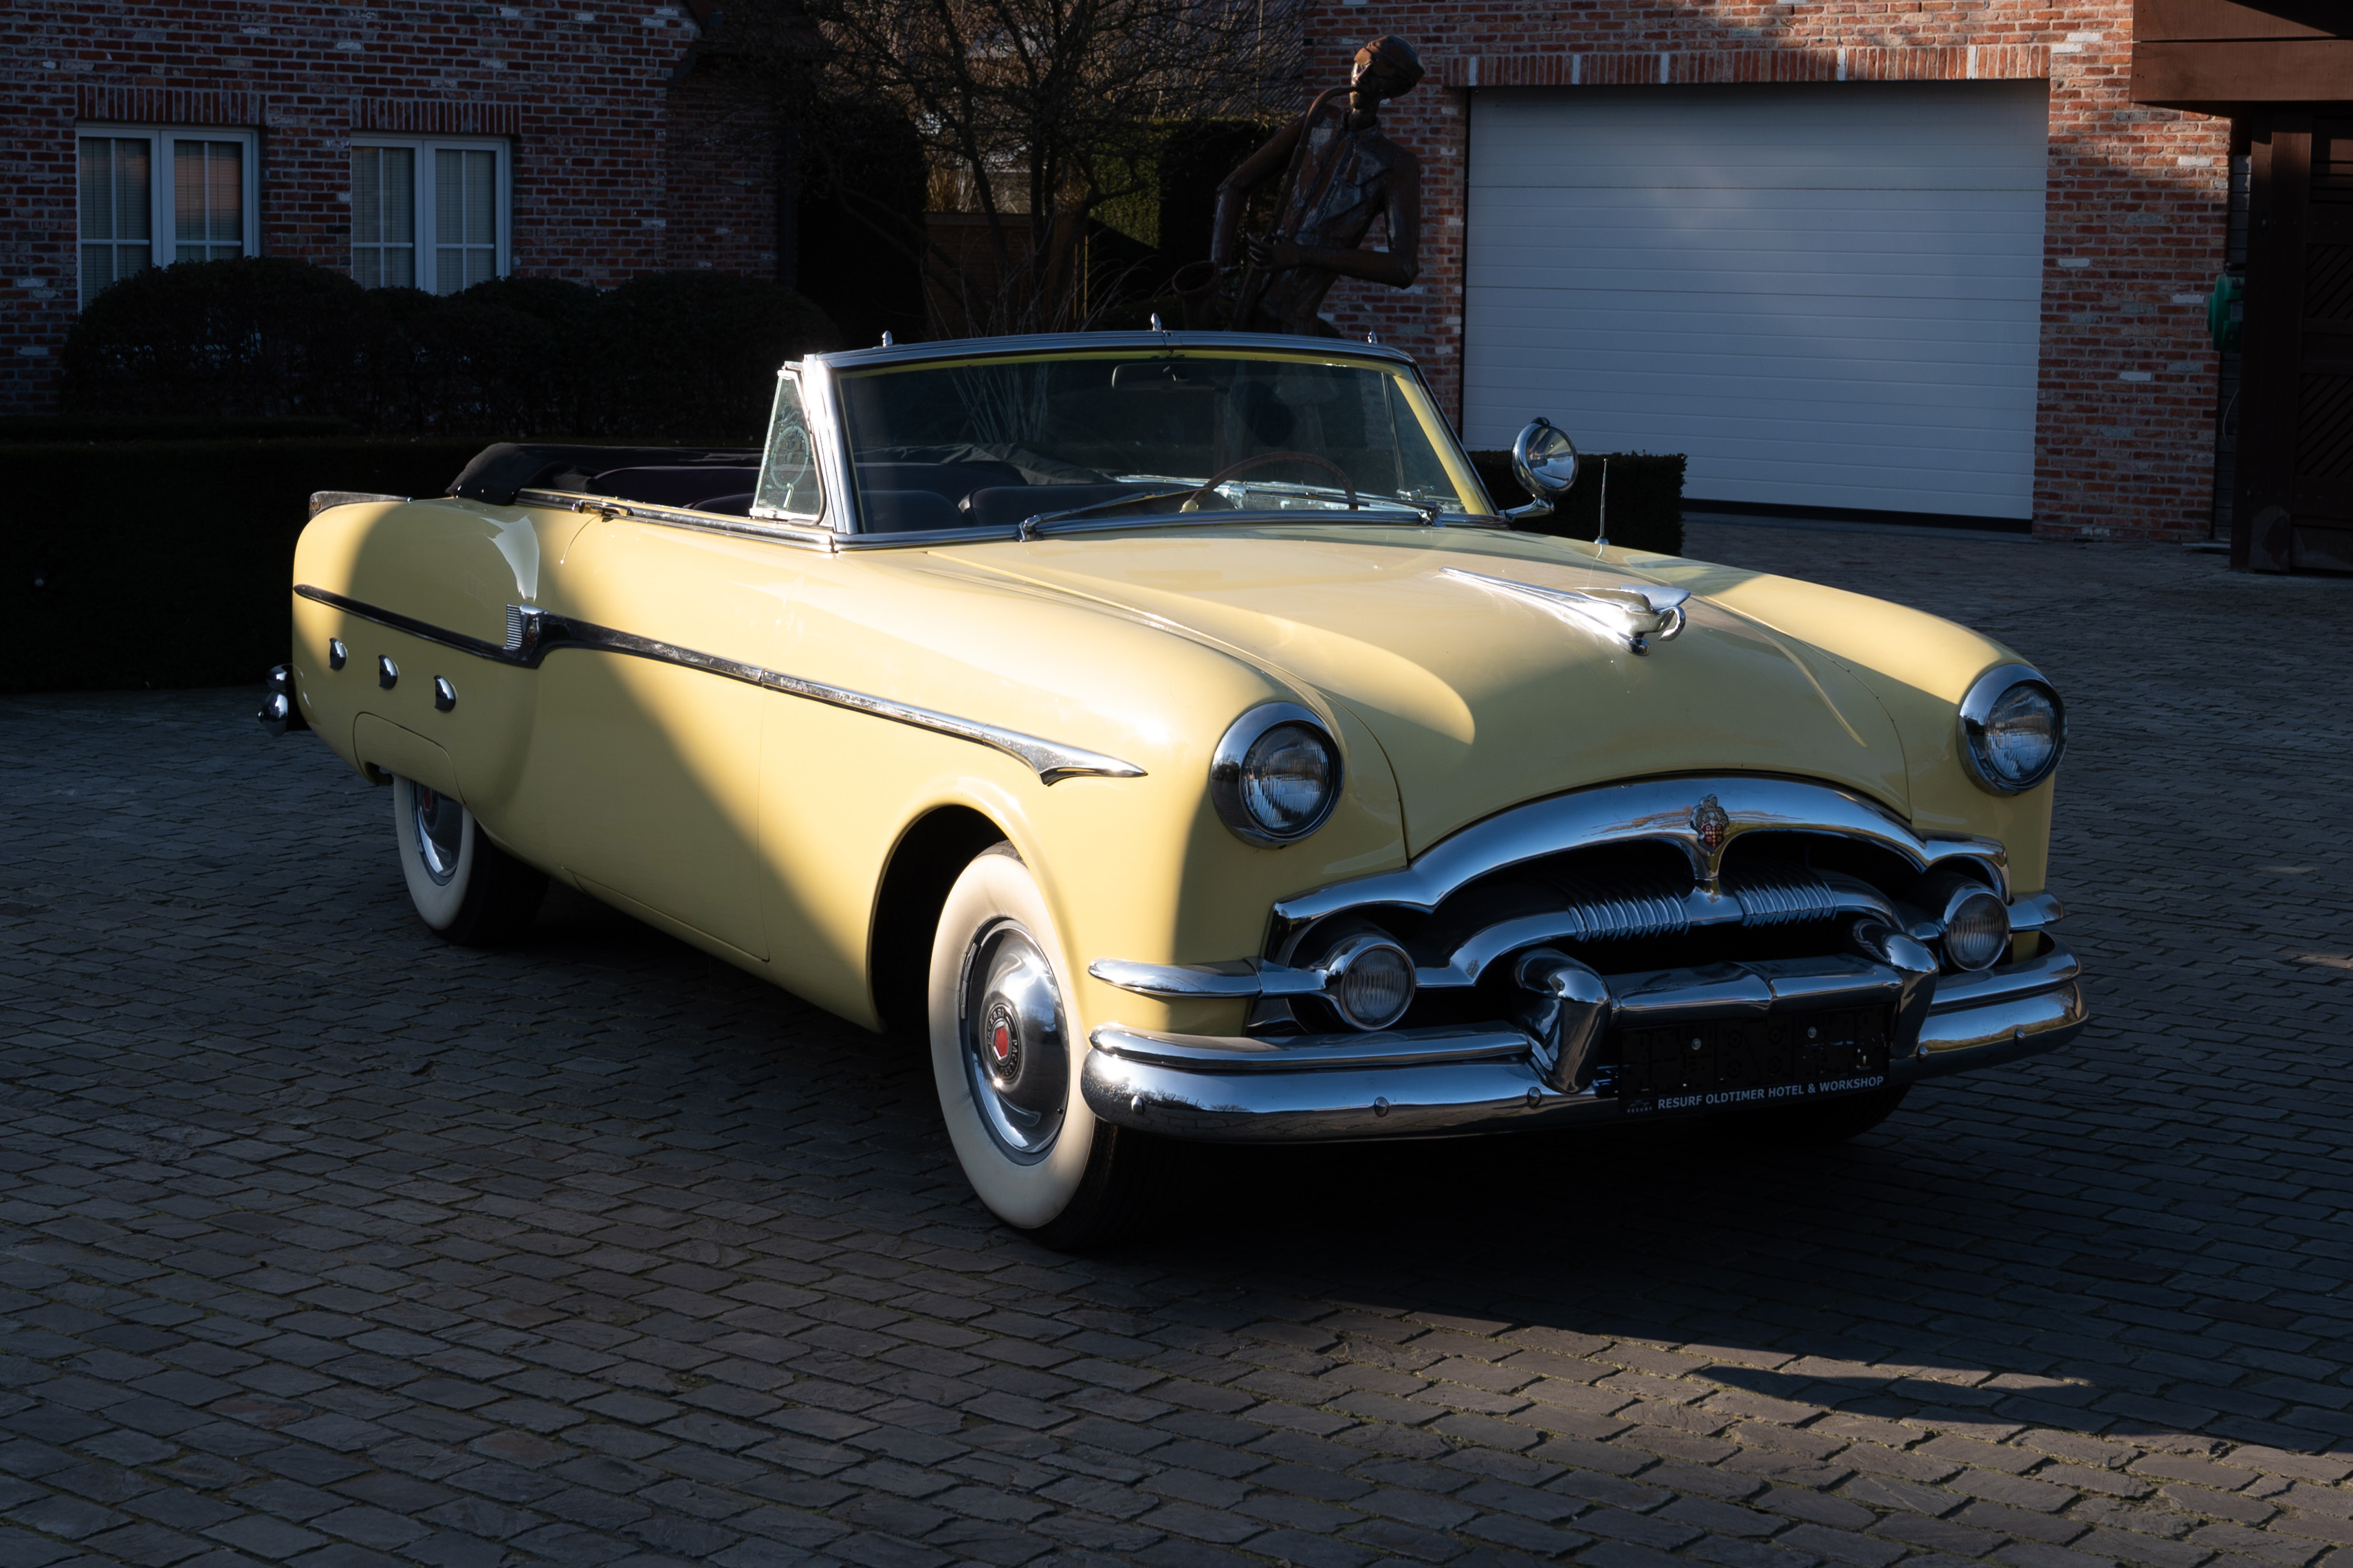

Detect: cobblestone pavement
[2, 524, 2352, 1568]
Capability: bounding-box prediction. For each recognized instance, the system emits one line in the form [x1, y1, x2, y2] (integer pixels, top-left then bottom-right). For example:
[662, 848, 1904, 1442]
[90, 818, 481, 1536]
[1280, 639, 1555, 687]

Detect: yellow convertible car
[265, 331, 2085, 1246]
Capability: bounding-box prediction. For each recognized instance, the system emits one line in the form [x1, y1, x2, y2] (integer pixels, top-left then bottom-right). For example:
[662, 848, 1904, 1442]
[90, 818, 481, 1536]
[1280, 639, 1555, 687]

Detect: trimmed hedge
[0, 415, 353, 442]
[61, 259, 838, 442]
[1469, 450, 1686, 557]
[1, 439, 485, 694]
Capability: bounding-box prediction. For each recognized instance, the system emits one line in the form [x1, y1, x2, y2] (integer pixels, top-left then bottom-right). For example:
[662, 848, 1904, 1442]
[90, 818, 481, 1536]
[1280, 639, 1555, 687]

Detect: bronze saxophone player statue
[1206, 36, 1425, 336]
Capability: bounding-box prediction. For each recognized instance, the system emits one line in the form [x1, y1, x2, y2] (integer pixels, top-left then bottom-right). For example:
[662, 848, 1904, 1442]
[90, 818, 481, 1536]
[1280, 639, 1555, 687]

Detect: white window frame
[347, 135, 512, 295]
[75, 122, 262, 309]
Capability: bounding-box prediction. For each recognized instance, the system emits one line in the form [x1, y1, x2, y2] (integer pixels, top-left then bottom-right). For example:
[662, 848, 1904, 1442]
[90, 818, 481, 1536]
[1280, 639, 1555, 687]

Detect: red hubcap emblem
[990, 1021, 1014, 1066]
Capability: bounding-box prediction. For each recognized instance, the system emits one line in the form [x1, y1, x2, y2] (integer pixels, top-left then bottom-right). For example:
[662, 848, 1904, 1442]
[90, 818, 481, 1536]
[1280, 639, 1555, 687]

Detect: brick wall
[1302, 1, 2233, 540]
[0, 2, 765, 416]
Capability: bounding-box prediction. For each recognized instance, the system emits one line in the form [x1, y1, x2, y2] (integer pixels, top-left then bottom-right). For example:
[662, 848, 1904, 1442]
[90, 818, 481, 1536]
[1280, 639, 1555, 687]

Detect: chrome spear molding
[293, 586, 1146, 786]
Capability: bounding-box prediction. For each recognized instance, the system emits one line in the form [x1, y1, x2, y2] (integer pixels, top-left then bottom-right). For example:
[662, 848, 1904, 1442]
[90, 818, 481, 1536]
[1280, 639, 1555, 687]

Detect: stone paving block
[3, 535, 2353, 1568]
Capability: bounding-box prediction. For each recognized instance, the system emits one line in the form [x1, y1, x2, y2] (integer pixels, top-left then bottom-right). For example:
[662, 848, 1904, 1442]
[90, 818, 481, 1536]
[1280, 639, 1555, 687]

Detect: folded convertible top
[448, 443, 761, 506]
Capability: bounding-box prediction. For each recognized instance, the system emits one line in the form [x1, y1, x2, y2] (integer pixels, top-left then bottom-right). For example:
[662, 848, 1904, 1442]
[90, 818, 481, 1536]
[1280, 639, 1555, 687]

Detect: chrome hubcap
[412, 784, 464, 887]
[960, 921, 1068, 1161]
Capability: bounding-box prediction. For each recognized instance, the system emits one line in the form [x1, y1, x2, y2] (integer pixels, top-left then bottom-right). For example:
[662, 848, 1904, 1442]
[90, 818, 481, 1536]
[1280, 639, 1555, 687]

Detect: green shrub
[1468, 450, 1686, 557]
[60, 258, 388, 424]
[587, 270, 839, 440]
[0, 438, 484, 693]
[0, 415, 353, 441]
[57, 259, 838, 443]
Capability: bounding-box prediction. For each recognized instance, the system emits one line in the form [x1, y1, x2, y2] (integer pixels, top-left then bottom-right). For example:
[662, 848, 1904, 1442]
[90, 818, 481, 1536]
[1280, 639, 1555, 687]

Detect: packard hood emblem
[1691, 794, 1731, 852]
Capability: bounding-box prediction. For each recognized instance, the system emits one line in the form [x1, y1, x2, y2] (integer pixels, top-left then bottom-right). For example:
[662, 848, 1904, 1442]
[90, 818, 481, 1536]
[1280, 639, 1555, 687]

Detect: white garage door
[1464, 82, 2050, 520]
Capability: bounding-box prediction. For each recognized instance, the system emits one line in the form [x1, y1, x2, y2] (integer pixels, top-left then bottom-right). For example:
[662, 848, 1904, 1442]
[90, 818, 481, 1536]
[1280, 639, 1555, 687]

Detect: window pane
[79, 137, 152, 243]
[80, 137, 153, 304]
[754, 373, 824, 519]
[433, 148, 497, 294]
[352, 146, 415, 289]
[173, 141, 243, 262]
[113, 140, 151, 241]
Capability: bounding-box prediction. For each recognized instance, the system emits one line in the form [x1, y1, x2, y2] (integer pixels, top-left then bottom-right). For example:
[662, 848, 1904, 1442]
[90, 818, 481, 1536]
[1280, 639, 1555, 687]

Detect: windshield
[831, 351, 1490, 535]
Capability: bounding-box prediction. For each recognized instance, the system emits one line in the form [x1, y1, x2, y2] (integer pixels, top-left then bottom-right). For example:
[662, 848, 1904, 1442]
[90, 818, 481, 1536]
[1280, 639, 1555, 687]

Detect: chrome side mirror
[1506, 418, 1579, 522]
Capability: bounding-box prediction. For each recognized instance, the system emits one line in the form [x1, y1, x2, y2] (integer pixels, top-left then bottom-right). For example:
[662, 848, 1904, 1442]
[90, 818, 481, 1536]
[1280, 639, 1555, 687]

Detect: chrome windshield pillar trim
[293, 585, 1145, 786]
[1269, 775, 2007, 959]
[810, 329, 1421, 373]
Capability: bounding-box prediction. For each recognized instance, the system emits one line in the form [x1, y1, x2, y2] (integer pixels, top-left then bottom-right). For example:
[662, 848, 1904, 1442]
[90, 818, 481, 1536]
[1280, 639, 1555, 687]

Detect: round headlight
[1212, 703, 1342, 846]
[1958, 666, 2066, 795]
[1940, 888, 2011, 973]
[1324, 934, 1416, 1031]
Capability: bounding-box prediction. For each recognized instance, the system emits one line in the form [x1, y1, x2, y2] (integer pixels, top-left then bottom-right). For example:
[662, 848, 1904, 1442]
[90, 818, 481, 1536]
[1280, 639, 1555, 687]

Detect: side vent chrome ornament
[433, 676, 457, 712]
[328, 638, 348, 670]
[377, 655, 398, 689]
[503, 604, 545, 658]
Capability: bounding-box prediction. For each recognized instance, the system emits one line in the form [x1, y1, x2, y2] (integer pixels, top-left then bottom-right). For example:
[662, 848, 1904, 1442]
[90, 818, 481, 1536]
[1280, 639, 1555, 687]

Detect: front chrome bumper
[1081, 940, 2086, 1142]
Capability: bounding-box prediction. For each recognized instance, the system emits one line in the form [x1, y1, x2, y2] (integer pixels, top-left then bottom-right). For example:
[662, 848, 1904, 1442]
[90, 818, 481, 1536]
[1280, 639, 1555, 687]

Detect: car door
[525, 516, 785, 961]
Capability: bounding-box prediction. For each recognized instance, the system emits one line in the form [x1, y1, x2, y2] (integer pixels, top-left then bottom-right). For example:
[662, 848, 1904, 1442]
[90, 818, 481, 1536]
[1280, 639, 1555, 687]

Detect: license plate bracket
[1608, 1007, 1891, 1118]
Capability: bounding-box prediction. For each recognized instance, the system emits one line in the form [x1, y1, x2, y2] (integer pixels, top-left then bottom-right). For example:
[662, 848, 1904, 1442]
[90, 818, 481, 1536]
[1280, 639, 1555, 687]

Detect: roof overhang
[2132, 0, 2353, 113]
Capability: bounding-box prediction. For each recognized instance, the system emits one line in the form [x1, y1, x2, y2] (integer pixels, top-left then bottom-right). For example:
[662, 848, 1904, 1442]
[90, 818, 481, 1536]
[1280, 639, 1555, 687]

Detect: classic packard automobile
[267, 331, 2085, 1246]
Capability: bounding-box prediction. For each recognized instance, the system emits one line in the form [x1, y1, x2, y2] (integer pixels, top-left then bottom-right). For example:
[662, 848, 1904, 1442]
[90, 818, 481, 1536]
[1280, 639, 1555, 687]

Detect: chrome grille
[1548, 876, 1691, 942]
[1726, 862, 1846, 928]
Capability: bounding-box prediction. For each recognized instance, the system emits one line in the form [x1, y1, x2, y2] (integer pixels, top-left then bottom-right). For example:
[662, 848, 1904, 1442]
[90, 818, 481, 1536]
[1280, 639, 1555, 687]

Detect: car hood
[936, 527, 1913, 854]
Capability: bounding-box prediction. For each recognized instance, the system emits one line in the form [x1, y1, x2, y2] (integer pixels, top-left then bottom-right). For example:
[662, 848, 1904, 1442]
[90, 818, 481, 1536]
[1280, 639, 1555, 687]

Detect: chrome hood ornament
[1690, 793, 1731, 853]
[1441, 568, 1690, 654]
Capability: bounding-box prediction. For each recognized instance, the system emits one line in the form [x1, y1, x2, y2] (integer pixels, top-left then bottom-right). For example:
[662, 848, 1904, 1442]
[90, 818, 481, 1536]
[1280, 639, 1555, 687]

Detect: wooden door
[2235, 111, 2353, 571]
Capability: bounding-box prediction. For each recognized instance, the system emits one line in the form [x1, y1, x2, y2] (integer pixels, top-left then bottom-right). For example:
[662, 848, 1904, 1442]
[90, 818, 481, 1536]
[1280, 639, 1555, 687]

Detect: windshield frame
[786, 332, 1498, 542]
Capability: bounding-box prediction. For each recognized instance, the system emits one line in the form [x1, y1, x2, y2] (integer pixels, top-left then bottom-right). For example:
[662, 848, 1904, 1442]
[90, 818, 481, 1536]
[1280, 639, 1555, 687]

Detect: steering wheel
[1181, 450, 1359, 513]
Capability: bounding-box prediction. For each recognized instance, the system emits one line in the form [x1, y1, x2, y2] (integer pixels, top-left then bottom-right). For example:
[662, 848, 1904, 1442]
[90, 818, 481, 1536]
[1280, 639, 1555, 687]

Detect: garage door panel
[1471, 305, 2045, 347]
[1465, 81, 2050, 520]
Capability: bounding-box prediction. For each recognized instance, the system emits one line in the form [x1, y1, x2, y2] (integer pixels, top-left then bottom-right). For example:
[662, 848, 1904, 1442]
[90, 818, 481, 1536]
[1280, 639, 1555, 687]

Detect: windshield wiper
[1018, 487, 1199, 539]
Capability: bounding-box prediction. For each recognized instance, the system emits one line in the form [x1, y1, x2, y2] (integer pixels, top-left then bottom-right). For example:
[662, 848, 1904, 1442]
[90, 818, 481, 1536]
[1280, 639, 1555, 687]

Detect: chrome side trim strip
[296, 585, 512, 663]
[515, 487, 839, 553]
[1269, 775, 2007, 958]
[292, 585, 1146, 786]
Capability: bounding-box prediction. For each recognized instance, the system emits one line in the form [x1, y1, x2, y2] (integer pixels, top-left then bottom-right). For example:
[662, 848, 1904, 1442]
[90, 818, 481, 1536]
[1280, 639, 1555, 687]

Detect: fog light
[1940, 889, 2011, 972]
[1324, 934, 1416, 1030]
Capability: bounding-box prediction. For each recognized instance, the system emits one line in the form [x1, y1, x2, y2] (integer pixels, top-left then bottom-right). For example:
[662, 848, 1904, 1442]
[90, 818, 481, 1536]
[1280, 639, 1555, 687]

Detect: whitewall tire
[390, 775, 546, 946]
[928, 843, 1159, 1247]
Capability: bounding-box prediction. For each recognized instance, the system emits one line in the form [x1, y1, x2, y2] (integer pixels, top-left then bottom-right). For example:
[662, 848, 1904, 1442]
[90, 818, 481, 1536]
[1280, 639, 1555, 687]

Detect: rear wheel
[928, 843, 1160, 1248]
[391, 775, 546, 946]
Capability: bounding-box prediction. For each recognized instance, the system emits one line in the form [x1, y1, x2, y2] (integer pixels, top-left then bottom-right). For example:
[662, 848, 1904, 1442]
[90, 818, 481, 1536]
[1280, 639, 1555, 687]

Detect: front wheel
[928, 844, 1159, 1248]
[390, 775, 547, 946]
